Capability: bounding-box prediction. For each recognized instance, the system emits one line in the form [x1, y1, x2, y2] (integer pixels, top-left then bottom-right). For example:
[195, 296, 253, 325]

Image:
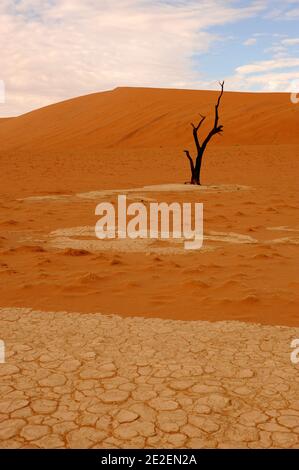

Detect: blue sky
[1, 0, 299, 116]
[198, 17, 299, 90]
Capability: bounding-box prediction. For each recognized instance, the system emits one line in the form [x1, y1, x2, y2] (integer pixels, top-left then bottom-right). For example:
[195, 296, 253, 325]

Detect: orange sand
[0, 87, 298, 326]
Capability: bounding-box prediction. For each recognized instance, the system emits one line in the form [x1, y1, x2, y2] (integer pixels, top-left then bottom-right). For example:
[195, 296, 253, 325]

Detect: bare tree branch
[201, 81, 224, 153]
[192, 127, 201, 154]
[191, 114, 206, 131]
[184, 149, 195, 174]
[191, 114, 206, 153]
[214, 81, 224, 128]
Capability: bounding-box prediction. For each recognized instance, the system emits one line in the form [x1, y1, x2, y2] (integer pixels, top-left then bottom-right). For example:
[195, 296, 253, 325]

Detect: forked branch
[191, 114, 206, 153]
[201, 81, 224, 153]
[184, 149, 195, 175]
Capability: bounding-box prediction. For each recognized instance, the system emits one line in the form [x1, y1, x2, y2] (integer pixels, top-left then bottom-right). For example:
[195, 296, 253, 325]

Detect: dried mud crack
[0, 307, 298, 449]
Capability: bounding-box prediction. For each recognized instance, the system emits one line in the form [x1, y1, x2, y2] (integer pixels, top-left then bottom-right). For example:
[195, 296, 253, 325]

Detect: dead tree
[184, 81, 224, 185]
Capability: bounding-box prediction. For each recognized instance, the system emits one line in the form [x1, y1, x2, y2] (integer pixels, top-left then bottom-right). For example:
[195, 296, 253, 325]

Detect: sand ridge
[0, 88, 298, 157]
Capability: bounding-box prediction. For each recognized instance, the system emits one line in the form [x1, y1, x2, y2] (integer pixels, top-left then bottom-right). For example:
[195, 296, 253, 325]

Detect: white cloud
[236, 58, 299, 75]
[285, 7, 299, 18]
[243, 37, 257, 46]
[0, 0, 267, 116]
[282, 38, 299, 46]
[264, 36, 299, 59]
[265, 0, 299, 20]
[232, 71, 299, 92]
[264, 45, 289, 59]
[226, 56, 299, 92]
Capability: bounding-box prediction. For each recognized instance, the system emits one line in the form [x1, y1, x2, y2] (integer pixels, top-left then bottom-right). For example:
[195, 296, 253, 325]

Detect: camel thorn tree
[184, 81, 225, 185]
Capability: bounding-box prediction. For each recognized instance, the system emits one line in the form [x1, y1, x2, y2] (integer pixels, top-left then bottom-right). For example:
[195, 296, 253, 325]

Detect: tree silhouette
[184, 81, 224, 185]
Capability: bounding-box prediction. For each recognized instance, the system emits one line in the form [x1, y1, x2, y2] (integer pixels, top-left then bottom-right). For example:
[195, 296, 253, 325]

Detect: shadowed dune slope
[0, 87, 298, 154]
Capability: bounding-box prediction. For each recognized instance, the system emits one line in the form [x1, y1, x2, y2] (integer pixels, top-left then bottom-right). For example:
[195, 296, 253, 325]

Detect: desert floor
[0, 146, 298, 326]
[0, 88, 298, 448]
[0, 307, 299, 449]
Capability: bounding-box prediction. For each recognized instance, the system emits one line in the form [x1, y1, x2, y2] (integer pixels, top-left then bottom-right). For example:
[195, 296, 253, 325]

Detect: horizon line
[0, 85, 295, 119]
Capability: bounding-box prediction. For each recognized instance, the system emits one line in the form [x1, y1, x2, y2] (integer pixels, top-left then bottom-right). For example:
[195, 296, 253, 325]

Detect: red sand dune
[0, 87, 298, 326]
[0, 87, 298, 197]
[0, 87, 298, 154]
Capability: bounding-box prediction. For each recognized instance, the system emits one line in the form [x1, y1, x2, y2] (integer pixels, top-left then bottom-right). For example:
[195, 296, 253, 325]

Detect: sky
[1, 0, 299, 116]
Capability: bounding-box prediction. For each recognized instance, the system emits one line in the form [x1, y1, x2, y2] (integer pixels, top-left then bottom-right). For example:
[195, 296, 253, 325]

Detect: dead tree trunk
[184, 81, 224, 185]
